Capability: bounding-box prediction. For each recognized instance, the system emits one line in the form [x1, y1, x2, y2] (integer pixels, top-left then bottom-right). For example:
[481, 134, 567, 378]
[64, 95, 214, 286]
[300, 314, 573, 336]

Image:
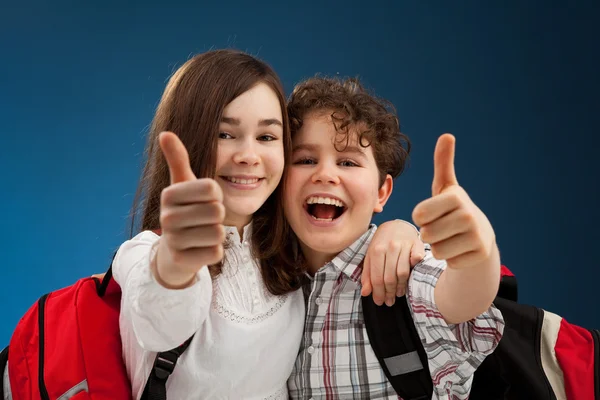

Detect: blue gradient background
[1, 1, 598, 344]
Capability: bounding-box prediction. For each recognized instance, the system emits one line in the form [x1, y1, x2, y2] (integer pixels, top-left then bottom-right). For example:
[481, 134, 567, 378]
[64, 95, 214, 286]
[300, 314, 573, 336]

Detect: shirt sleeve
[112, 231, 213, 352]
[407, 252, 505, 399]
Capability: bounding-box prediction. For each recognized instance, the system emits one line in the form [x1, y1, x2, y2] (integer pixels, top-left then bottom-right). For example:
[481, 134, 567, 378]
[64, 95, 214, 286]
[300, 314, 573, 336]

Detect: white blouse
[113, 224, 305, 400]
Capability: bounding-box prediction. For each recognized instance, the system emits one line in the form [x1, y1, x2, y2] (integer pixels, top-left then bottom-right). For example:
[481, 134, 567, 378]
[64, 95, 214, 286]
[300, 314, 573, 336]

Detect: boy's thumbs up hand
[412, 134, 496, 270]
[154, 132, 226, 289]
[431, 133, 459, 196]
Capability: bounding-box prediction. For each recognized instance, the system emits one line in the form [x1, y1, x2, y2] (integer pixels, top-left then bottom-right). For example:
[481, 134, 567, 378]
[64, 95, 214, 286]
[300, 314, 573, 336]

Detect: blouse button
[307, 346, 315, 354]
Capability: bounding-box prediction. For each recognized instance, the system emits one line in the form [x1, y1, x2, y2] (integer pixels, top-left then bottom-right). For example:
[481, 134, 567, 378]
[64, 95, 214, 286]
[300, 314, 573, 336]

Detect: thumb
[409, 240, 425, 267]
[361, 256, 373, 296]
[431, 133, 458, 196]
[159, 131, 197, 184]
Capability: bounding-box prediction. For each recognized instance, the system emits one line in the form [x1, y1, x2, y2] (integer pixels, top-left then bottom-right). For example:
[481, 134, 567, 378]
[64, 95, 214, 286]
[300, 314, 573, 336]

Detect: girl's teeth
[229, 177, 259, 184]
[311, 215, 333, 222]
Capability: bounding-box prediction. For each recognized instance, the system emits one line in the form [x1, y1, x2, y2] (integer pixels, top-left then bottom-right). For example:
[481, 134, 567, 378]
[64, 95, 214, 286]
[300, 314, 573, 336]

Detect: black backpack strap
[0, 346, 8, 400]
[362, 295, 432, 400]
[94, 251, 117, 298]
[96, 266, 113, 297]
[470, 296, 553, 399]
[497, 271, 518, 302]
[141, 336, 194, 400]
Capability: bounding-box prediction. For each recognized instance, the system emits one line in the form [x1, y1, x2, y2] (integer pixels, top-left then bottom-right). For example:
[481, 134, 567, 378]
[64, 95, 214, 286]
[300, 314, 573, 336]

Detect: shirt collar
[224, 222, 253, 244]
[314, 224, 377, 283]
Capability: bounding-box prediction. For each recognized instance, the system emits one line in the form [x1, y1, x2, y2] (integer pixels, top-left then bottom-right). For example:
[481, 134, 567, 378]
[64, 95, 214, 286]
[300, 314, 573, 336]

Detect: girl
[112, 50, 423, 399]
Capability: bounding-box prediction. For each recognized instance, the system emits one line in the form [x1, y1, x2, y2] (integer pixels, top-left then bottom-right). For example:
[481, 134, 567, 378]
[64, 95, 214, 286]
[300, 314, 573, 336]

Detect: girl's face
[215, 82, 285, 229]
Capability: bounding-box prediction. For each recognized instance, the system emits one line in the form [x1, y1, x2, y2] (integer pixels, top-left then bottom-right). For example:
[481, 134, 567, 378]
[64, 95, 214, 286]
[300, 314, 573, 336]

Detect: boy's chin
[298, 232, 354, 256]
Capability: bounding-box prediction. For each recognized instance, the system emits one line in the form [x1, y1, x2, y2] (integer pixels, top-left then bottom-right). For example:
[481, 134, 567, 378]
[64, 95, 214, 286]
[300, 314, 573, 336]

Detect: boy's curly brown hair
[287, 76, 411, 187]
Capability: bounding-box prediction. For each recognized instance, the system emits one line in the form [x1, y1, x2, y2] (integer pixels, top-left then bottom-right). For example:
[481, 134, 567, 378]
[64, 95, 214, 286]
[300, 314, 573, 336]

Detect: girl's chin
[223, 206, 262, 226]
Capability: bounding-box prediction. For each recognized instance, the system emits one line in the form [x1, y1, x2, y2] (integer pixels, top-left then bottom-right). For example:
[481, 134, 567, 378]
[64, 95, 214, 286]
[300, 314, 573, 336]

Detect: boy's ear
[373, 174, 393, 213]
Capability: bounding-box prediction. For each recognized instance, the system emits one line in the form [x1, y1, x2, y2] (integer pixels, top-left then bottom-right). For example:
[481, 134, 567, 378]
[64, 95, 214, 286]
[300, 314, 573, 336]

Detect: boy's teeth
[228, 177, 259, 184]
[311, 215, 333, 222]
[306, 196, 344, 207]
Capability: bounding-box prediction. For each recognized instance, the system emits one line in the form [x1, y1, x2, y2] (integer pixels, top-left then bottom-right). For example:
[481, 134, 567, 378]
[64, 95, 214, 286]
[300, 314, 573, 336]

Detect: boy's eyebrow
[292, 143, 368, 159]
[221, 116, 282, 127]
[292, 143, 319, 152]
[341, 145, 368, 158]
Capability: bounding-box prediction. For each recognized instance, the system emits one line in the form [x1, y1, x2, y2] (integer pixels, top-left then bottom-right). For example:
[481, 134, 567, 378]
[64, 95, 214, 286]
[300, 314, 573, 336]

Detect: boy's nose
[311, 165, 340, 185]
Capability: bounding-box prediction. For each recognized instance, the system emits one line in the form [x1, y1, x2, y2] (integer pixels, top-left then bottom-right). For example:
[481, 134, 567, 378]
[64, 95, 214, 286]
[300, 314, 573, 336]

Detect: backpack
[0, 261, 192, 400]
[362, 266, 600, 400]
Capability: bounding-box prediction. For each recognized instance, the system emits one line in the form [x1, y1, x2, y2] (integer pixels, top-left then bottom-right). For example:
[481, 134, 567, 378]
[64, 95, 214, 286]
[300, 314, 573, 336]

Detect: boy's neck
[300, 226, 372, 276]
[301, 244, 338, 275]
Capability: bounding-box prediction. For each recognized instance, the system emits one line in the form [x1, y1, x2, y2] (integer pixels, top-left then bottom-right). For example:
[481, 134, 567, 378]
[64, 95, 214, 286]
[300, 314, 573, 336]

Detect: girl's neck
[224, 214, 252, 241]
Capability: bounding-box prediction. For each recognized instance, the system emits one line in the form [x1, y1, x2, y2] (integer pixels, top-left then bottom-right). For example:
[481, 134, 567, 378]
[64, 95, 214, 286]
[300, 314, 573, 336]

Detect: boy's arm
[407, 254, 504, 397]
[412, 134, 500, 324]
[434, 239, 500, 324]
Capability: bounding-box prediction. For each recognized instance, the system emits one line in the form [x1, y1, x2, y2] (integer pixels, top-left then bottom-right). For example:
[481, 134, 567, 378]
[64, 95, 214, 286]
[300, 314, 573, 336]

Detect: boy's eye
[294, 157, 316, 165]
[218, 132, 233, 139]
[339, 160, 358, 167]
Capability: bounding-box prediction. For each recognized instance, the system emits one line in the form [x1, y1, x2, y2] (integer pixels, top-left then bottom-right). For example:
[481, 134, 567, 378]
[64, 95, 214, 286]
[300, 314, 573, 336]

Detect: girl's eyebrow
[221, 116, 282, 127]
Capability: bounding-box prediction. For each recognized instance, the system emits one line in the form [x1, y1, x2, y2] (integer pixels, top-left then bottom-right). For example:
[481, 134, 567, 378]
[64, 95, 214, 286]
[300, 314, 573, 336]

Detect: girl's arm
[113, 132, 226, 352]
[112, 233, 213, 352]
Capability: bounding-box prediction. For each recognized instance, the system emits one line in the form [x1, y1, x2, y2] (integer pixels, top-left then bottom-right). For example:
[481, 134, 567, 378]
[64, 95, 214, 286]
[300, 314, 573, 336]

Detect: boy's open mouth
[304, 195, 347, 222]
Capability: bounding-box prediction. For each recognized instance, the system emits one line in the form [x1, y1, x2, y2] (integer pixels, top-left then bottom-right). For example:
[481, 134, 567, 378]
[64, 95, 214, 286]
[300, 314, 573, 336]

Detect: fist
[155, 131, 226, 288]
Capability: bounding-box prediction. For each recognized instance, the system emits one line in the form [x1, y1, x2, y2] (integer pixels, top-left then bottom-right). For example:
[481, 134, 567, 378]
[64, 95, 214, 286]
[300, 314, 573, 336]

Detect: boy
[284, 77, 504, 399]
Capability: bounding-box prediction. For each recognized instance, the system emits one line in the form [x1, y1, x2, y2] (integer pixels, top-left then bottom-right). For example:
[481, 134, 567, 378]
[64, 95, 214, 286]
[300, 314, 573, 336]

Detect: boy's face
[284, 111, 393, 262]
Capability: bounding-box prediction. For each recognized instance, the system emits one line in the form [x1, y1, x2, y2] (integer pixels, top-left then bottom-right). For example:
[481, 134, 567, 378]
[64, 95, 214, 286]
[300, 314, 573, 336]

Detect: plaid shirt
[287, 225, 505, 400]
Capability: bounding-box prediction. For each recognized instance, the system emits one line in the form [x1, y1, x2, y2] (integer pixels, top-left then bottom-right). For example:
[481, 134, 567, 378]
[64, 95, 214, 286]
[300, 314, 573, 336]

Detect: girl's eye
[258, 135, 277, 142]
[218, 132, 232, 139]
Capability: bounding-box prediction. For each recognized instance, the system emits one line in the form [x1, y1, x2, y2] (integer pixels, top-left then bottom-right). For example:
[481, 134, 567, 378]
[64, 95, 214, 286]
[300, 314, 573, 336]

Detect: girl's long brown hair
[130, 50, 302, 295]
